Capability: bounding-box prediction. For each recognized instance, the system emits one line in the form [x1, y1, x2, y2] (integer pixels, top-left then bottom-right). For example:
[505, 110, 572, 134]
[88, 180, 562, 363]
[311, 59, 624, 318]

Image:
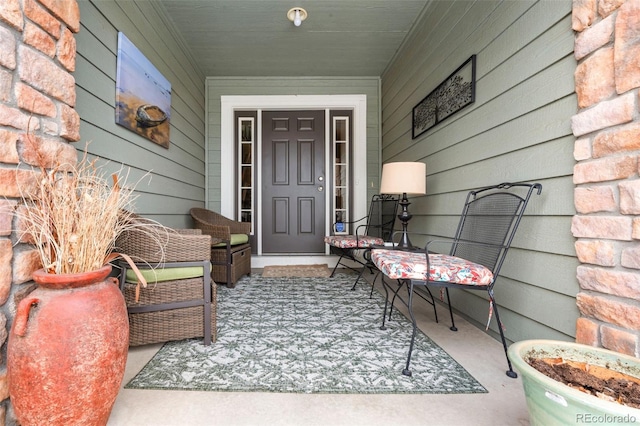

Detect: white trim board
[220, 95, 368, 256]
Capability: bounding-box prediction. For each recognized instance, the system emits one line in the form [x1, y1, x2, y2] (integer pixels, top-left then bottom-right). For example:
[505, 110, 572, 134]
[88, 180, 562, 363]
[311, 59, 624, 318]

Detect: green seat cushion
[212, 233, 249, 247]
[125, 264, 208, 283]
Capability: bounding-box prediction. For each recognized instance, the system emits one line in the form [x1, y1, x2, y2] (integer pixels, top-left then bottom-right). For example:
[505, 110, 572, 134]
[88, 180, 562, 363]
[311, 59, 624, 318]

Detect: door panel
[299, 197, 315, 234]
[298, 140, 314, 184]
[272, 140, 289, 184]
[262, 110, 325, 253]
[273, 198, 289, 233]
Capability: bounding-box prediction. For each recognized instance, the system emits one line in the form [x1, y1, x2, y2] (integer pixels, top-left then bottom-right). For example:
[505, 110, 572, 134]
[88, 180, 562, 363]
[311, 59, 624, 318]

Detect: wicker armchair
[190, 208, 252, 288]
[115, 225, 216, 346]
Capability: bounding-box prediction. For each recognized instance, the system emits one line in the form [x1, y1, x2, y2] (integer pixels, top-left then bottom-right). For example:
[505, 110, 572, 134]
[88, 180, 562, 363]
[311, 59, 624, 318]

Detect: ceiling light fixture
[287, 7, 308, 27]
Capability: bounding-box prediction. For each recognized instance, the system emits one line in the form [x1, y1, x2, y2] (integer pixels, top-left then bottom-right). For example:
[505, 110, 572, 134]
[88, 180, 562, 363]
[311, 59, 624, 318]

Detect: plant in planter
[508, 339, 640, 426]
[7, 148, 165, 426]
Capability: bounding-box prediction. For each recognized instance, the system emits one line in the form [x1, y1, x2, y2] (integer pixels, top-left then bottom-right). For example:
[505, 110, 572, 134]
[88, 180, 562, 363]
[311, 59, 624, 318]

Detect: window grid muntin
[238, 117, 254, 234]
[332, 116, 349, 234]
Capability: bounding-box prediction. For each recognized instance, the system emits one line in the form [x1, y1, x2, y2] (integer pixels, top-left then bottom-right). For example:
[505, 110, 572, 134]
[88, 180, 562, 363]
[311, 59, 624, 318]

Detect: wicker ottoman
[211, 243, 251, 288]
[116, 222, 216, 346]
[122, 274, 217, 346]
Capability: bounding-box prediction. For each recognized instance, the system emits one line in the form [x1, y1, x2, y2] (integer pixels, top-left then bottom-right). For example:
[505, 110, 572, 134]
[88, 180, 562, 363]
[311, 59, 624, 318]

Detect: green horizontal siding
[75, 0, 207, 229]
[381, 0, 577, 342]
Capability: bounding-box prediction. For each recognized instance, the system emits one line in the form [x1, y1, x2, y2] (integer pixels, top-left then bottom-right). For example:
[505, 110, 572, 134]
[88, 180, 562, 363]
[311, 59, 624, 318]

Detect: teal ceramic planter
[508, 340, 640, 426]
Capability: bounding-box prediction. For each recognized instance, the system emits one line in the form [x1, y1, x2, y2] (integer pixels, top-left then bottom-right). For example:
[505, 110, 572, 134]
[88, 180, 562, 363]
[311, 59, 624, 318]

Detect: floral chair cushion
[370, 249, 494, 286]
[324, 235, 385, 249]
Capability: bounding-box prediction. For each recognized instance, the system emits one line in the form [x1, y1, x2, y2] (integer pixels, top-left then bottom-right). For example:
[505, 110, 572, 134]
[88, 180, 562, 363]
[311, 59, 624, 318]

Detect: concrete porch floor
[107, 268, 531, 426]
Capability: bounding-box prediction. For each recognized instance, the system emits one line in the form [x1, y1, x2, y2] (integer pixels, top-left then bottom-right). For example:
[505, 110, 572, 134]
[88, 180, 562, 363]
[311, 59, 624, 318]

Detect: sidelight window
[332, 116, 350, 234]
[238, 117, 254, 234]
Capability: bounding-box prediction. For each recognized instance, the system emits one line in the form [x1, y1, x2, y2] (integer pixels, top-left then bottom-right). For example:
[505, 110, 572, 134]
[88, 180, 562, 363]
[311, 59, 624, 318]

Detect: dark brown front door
[262, 110, 325, 253]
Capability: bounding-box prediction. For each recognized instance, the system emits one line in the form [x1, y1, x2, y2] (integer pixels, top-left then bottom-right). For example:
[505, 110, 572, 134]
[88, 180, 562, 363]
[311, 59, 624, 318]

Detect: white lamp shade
[380, 162, 426, 195]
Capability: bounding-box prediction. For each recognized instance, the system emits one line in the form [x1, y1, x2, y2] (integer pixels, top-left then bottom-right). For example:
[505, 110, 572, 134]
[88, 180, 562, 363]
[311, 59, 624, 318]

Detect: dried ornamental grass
[17, 151, 165, 276]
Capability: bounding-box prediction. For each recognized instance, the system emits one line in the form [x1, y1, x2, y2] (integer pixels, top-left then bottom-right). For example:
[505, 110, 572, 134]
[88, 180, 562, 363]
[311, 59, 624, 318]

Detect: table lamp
[380, 162, 426, 249]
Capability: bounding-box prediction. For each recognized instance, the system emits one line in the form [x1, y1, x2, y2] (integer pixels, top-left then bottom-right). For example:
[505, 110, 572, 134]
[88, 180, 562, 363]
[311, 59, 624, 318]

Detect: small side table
[211, 242, 251, 288]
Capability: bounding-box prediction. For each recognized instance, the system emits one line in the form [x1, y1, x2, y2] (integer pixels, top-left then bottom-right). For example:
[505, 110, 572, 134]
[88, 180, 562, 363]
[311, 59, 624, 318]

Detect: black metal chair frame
[328, 194, 399, 291]
[380, 273, 439, 328]
[376, 182, 542, 378]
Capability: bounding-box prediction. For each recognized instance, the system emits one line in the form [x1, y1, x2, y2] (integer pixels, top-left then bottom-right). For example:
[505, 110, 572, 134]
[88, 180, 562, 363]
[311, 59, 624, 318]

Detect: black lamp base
[396, 192, 413, 249]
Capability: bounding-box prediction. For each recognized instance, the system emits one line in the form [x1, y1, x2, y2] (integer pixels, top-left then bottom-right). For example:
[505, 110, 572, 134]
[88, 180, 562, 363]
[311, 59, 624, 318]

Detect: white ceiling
[156, 0, 431, 77]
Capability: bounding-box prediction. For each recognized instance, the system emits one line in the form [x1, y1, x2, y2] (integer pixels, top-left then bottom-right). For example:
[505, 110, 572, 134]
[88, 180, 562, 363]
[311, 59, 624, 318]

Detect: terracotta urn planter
[7, 265, 129, 426]
[508, 339, 640, 426]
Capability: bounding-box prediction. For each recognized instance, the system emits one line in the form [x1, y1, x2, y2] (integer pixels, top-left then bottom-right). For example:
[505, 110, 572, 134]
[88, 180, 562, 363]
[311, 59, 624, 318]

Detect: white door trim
[220, 95, 368, 257]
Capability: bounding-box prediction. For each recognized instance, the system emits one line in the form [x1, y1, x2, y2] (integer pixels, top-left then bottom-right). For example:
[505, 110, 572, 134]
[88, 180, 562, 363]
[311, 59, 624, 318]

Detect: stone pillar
[572, 0, 640, 356]
[0, 0, 80, 423]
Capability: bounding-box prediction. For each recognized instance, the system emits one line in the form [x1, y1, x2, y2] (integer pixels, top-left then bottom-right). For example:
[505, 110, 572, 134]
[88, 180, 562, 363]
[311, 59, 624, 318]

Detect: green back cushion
[212, 233, 249, 247]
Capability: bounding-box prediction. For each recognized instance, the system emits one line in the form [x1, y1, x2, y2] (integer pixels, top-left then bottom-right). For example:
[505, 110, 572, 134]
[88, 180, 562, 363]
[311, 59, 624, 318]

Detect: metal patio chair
[324, 194, 399, 291]
[371, 182, 542, 378]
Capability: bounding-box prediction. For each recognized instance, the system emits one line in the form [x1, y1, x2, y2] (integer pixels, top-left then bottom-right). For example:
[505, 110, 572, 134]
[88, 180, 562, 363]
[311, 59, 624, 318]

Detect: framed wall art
[412, 54, 476, 139]
[115, 32, 172, 148]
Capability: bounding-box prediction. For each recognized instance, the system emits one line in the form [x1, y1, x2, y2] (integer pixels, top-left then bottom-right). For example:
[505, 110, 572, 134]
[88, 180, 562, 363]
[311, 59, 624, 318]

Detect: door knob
[318, 186, 323, 192]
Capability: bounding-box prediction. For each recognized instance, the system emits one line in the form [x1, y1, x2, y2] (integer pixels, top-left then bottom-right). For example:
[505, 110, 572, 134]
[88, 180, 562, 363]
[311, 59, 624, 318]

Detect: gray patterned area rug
[125, 274, 487, 394]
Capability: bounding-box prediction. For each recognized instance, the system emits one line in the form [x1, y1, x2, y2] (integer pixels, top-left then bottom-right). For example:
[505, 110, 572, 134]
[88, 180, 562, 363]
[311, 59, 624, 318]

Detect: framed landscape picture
[115, 32, 172, 148]
[412, 55, 476, 139]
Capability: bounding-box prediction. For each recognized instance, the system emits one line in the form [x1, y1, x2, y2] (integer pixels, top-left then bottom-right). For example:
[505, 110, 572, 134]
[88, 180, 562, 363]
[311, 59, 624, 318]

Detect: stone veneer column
[0, 0, 80, 423]
[572, 0, 640, 356]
